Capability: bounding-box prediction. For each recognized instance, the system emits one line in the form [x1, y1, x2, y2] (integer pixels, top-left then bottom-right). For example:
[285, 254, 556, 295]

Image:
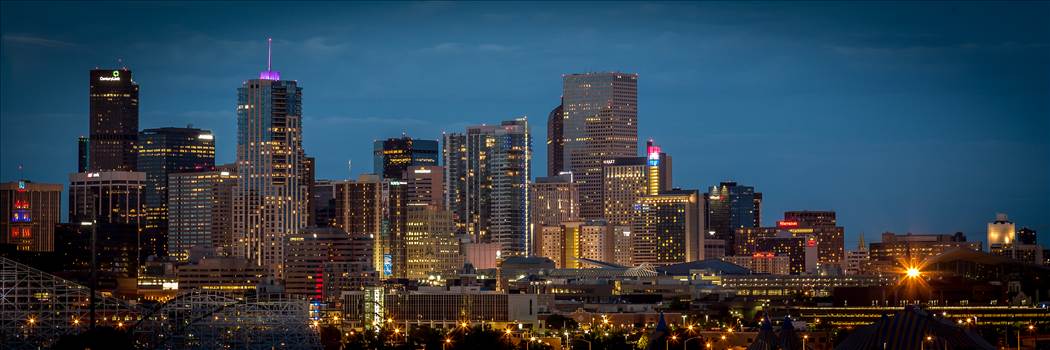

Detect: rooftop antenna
[267, 37, 272, 71]
[347, 160, 353, 180]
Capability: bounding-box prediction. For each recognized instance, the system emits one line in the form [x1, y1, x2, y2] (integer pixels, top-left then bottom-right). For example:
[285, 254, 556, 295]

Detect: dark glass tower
[137, 127, 216, 258]
[372, 136, 439, 179]
[546, 102, 564, 176]
[77, 136, 90, 172]
[705, 181, 762, 256]
[89, 68, 139, 171]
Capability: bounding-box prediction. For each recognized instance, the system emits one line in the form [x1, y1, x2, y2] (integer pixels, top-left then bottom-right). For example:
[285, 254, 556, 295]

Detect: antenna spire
[267, 38, 272, 71]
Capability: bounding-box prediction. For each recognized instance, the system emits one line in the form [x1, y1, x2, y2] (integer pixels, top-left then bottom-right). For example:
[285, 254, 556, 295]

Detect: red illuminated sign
[777, 220, 799, 228]
[807, 239, 817, 247]
[14, 200, 29, 209]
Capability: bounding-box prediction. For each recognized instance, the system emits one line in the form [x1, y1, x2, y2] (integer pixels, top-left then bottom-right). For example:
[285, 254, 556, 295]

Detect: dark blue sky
[2, 1, 1048, 247]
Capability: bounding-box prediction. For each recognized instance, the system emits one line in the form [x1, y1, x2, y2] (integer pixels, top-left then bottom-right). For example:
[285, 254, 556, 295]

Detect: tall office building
[404, 165, 444, 208]
[77, 136, 90, 172]
[644, 139, 672, 195]
[69, 171, 145, 225]
[441, 132, 468, 235]
[987, 213, 1016, 246]
[69, 171, 145, 275]
[311, 180, 339, 228]
[284, 227, 368, 300]
[303, 156, 316, 225]
[89, 68, 139, 171]
[560, 72, 638, 220]
[578, 220, 614, 264]
[445, 118, 532, 257]
[232, 41, 309, 278]
[546, 102, 564, 176]
[373, 136, 439, 180]
[633, 189, 703, 265]
[137, 126, 215, 259]
[0, 180, 62, 252]
[167, 167, 237, 261]
[781, 211, 845, 265]
[602, 140, 672, 227]
[331, 175, 384, 273]
[381, 179, 407, 278]
[705, 182, 762, 256]
[403, 206, 460, 280]
[529, 174, 579, 254]
[741, 231, 816, 275]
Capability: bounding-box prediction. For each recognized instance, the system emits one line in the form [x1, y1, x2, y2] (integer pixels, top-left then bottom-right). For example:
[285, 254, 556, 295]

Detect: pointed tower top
[857, 233, 867, 251]
[259, 37, 281, 81]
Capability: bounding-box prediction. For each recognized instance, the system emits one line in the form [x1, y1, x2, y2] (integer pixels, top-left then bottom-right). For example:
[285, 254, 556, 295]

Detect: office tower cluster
[10, 42, 1045, 313]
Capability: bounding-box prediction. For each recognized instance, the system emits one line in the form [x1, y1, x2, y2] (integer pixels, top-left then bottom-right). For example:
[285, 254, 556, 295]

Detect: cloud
[829, 41, 1049, 57]
[420, 42, 518, 54]
[2, 34, 76, 48]
[421, 42, 464, 53]
[478, 43, 516, 52]
[305, 116, 431, 126]
[300, 36, 350, 55]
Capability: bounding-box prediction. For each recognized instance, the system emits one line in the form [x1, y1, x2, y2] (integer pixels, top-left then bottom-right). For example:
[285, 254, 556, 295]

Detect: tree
[545, 314, 579, 330]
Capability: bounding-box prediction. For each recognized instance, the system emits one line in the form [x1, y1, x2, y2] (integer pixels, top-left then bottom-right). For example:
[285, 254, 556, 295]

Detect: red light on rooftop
[777, 220, 799, 228]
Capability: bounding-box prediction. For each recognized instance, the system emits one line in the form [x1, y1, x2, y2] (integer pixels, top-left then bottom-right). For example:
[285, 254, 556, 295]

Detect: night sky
[2, 2, 1047, 247]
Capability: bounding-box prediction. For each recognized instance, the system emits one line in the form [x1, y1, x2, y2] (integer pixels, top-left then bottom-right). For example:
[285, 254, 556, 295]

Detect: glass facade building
[89, 68, 139, 172]
[137, 126, 215, 259]
[560, 72, 638, 220]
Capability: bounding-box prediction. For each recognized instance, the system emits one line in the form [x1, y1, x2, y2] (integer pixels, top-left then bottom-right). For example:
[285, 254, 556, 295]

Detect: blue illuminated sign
[383, 254, 393, 276]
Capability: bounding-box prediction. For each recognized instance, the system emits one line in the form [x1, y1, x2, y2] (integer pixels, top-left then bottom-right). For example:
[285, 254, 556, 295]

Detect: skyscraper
[705, 181, 762, 256]
[77, 136, 90, 172]
[0, 180, 62, 252]
[441, 132, 467, 235]
[601, 139, 673, 228]
[137, 126, 216, 259]
[68, 171, 145, 276]
[89, 68, 139, 171]
[403, 206, 460, 280]
[403, 165, 444, 208]
[373, 136, 439, 180]
[284, 227, 366, 300]
[560, 72, 638, 220]
[601, 156, 647, 227]
[68, 171, 145, 225]
[332, 175, 384, 273]
[444, 118, 532, 257]
[310, 180, 339, 228]
[232, 40, 308, 278]
[167, 167, 237, 261]
[781, 210, 845, 265]
[633, 189, 703, 265]
[530, 174, 579, 254]
[546, 102, 564, 177]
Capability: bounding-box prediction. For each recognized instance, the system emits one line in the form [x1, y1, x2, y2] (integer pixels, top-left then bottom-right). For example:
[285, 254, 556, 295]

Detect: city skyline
[1, 2, 1048, 248]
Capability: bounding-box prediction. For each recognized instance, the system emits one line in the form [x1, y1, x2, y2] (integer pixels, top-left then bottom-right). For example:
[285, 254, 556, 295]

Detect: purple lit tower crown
[259, 37, 280, 80]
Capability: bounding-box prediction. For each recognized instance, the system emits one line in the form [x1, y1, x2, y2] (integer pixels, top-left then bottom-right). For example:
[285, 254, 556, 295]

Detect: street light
[443, 338, 452, 350]
[803, 334, 809, 349]
[684, 336, 704, 350]
[667, 335, 677, 350]
[80, 220, 97, 329]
